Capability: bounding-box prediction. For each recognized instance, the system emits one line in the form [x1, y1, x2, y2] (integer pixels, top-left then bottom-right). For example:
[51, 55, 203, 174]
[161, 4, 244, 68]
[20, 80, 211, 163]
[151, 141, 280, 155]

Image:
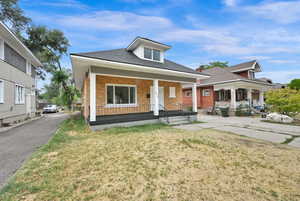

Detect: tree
[0, 0, 31, 33]
[197, 61, 229, 70]
[265, 88, 300, 116]
[288, 79, 300, 90]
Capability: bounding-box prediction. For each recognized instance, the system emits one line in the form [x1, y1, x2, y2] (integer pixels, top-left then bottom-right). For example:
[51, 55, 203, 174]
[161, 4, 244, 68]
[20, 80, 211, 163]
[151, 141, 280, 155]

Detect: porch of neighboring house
[83, 73, 199, 127]
[213, 82, 267, 112]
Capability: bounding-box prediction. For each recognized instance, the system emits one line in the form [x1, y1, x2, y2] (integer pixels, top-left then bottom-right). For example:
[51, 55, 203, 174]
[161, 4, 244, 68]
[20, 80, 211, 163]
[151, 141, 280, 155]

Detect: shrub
[265, 88, 300, 116]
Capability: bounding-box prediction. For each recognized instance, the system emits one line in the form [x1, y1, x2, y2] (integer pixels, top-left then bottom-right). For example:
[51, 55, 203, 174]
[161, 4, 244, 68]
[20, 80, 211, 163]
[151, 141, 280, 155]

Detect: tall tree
[0, 0, 31, 33]
[288, 79, 300, 90]
[200, 61, 229, 70]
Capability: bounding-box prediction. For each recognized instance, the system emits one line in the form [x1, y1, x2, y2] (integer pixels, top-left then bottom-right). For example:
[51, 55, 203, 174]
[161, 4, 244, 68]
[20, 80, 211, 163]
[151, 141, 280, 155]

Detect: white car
[43, 105, 59, 113]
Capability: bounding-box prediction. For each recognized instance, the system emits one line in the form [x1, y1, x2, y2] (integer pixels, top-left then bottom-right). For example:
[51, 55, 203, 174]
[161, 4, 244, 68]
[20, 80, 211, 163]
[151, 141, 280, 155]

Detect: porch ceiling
[213, 81, 271, 91]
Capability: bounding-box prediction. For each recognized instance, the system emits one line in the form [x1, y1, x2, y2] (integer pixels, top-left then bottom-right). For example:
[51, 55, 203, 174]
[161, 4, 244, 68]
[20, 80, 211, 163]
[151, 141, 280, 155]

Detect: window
[215, 90, 231, 101]
[144, 47, 152, 59]
[185, 90, 192, 97]
[144, 47, 161, 61]
[4, 43, 26, 73]
[249, 71, 255, 79]
[169, 87, 176, 98]
[106, 84, 136, 105]
[236, 88, 247, 101]
[0, 80, 4, 103]
[202, 89, 211, 96]
[15, 85, 25, 104]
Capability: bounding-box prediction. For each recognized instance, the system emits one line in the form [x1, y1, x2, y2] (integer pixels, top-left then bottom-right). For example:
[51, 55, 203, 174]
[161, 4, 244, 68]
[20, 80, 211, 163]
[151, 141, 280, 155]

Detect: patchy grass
[1, 118, 300, 201]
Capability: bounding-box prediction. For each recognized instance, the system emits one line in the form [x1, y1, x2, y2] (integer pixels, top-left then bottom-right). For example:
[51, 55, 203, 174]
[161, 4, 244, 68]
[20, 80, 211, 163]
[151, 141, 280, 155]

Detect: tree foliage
[265, 88, 300, 116]
[0, 0, 31, 33]
[288, 79, 300, 90]
[199, 61, 229, 70]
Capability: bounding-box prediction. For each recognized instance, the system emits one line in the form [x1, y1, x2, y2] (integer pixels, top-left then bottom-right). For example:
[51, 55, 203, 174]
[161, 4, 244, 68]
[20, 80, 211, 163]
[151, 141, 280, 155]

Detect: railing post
[153, 79, 159, 116]
[192, 83, 197, 113]
[90, 72, 96, 122]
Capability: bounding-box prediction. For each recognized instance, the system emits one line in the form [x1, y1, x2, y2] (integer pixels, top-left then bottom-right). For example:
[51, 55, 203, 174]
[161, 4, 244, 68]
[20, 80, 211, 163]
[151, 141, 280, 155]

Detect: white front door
[26, 94, 31, 114]
[150, 86, 164, 110]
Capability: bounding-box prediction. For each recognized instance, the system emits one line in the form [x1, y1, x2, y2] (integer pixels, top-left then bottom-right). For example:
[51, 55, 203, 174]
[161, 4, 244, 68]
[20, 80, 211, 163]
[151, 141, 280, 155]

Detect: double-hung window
[0, 80, 4, 103]
[15, 84, 25, 104]
[202, 89, 211, 96]
[106, 84, 136, 106]
[144, 47, 161, 61]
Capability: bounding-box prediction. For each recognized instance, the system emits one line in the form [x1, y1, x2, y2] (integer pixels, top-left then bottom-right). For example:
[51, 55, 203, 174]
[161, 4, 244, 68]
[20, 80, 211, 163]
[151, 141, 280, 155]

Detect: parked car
[43, 105, 59, 113]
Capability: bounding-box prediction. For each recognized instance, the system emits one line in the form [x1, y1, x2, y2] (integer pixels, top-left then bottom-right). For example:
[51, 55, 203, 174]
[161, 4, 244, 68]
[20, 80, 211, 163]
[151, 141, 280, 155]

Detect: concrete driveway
[0, 113, 69, 188]
[175, 115, 300, 147]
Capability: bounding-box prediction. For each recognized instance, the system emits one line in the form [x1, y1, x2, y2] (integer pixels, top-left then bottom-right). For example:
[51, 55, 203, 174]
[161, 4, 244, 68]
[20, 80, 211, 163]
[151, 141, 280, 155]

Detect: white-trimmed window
[15, 84, 25, 104]
[202, 89, 211, 96]
[26, 61, 31, 75]
[0, 80, 4, 103]
[169, 87, 176, 98]
[106, 84, 137, 106]
[144, 47, 161, 61]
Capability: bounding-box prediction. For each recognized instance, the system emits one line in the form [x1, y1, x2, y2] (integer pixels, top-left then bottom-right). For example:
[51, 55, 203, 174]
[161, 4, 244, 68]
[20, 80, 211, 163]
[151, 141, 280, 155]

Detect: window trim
[15, 84, 25, 105]
[143, 46, 161, 62]
[0, 79, 4, 103]
[105, 84, 137, 107]
[169, 87, 176, 98]
[26, 60, 31, 75]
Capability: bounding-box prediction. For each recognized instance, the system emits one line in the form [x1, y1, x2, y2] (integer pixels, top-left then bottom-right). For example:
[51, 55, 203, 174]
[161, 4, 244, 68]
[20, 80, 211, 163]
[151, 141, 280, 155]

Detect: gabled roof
[127, 36, 171, 51]
[227, 60, 261, 73]
[71, 48, 207, 76]
[196, 67, 272, 86]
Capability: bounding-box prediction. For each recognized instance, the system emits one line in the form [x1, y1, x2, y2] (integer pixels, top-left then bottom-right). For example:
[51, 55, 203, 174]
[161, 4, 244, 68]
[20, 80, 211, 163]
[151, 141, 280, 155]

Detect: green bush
[265, 88, 300, 116]
[235, 104, 251, 116]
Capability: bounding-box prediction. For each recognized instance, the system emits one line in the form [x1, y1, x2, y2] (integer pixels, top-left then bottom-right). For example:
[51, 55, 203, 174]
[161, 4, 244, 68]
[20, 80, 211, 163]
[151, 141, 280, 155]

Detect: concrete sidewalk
[174, 115, 300, 147]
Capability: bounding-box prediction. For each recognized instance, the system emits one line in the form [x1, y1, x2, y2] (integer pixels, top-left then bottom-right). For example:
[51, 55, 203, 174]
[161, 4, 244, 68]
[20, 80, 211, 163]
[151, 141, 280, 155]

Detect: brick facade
[236, 71, 249, 78]
[183, 86, 215, 109]
[82, 75, 182, 118]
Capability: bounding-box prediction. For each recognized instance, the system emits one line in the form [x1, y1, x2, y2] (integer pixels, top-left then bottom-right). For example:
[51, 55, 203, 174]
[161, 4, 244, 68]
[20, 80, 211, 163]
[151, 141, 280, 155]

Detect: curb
[0, 115, 45, 134]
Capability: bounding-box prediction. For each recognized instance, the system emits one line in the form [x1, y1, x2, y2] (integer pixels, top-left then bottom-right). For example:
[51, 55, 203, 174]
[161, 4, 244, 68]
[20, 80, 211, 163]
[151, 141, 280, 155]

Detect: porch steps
[161, 115, 193, 125]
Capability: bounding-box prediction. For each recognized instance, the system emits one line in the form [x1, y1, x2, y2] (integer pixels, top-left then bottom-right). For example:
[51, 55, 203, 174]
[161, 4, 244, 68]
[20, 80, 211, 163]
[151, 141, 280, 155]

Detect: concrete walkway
[0, 113, 68, 188]
[174, 115, 300, 147]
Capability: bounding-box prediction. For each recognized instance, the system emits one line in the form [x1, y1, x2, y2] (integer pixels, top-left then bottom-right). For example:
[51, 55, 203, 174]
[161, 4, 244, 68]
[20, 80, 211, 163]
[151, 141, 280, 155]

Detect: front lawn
[1, 116, 300, 201]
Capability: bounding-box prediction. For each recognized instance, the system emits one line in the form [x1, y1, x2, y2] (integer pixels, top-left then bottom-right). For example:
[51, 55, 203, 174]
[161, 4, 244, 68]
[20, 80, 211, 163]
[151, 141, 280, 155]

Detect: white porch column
[230, 88, 236, 110]
[259, 90, 264, 106]
[90, 73, 96, 122]
[153, 79, 159, 116]
[192, 83, 197, 112]
[247, 89, 252, 106]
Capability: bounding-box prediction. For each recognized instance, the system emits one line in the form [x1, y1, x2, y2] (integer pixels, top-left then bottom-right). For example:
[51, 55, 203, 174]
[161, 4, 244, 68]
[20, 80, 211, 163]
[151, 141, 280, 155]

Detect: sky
[19, 0, 300, 88]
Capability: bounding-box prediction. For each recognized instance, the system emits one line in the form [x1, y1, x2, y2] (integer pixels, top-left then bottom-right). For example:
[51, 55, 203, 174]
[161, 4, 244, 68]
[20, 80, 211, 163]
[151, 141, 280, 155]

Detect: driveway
[0, 113, 69, 188]
[175, 115, 300, 147]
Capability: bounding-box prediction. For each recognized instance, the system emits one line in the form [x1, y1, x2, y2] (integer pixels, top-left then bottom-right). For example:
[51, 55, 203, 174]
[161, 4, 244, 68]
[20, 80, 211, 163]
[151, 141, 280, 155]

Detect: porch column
[153, 79, 159, 116]
[192, 83, 197, 112]
[247, 89, 252, 106]
[90, 73, 96, 122]
[259, 90, 264, 106]
[230, 88, 236, 110]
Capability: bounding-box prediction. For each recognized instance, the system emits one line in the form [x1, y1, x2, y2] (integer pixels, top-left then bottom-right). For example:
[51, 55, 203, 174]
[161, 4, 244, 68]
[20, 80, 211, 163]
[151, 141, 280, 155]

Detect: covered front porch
[213, 81, 269, 111]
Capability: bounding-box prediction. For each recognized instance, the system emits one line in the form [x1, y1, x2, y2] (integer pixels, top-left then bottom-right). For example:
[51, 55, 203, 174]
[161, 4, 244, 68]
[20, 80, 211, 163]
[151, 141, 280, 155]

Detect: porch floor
[89, 110, 197, 126]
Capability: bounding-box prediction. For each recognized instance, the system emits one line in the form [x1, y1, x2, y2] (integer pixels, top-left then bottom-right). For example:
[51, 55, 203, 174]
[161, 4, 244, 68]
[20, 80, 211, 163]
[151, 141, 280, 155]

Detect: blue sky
[19, 0, 300, 87]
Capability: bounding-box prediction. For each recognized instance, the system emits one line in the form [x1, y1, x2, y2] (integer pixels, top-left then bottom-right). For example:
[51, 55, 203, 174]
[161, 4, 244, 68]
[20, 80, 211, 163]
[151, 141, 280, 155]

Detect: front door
[150, 87, 164, 110]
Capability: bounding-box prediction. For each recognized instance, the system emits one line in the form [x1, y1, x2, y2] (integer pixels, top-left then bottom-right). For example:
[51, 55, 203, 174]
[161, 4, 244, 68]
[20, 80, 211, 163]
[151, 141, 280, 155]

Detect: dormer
[126, 37, 171, 63]
[229, 60, 262, 80]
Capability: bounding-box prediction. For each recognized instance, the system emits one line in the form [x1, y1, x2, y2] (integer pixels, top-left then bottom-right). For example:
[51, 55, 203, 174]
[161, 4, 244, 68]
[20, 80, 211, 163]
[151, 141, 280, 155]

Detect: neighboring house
[71, 37, 209, 129]
[183, 60, 274, 112]
[0, 22, 42, 125]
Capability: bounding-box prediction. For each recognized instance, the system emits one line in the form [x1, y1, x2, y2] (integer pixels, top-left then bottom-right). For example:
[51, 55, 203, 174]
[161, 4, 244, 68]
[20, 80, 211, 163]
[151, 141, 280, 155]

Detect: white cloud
[267, 59, 298, 64]
[41, 0, 88, 9]
[240, 56, 271, 61]
[244, 1, 300, 24]
[223, 0, 238, 7]
[259, 70, 300, 83]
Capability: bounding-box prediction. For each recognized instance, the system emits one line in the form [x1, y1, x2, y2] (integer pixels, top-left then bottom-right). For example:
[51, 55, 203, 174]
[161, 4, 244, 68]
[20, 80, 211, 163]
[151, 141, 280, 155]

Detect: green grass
[1, 117, 300, 201]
